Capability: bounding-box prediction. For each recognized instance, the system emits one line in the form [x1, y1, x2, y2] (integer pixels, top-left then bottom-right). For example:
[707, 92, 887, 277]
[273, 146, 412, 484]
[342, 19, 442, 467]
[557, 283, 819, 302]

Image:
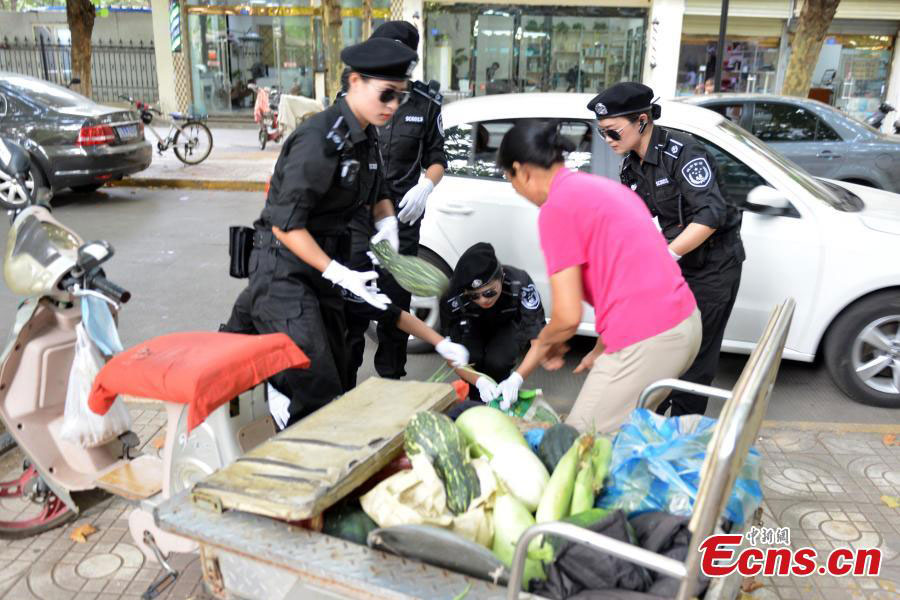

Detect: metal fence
[0, 36, 158, 104]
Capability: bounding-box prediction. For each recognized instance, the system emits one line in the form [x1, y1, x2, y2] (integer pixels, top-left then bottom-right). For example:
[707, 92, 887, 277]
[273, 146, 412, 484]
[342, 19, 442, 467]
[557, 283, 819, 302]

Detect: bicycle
[119, 95, 214, 165]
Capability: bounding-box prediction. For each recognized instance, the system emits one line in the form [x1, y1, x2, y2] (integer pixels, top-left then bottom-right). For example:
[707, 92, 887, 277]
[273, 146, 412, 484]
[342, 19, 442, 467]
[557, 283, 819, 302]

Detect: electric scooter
[0, 136, 279, 596]
[249, 83, 283, 150]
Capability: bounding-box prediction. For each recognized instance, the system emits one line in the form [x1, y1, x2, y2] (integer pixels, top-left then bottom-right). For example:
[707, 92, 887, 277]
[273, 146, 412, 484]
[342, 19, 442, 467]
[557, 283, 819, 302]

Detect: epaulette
[412, 80, 443, 105]
[661, 132, 684, 160]
[323, 115, 351, 156]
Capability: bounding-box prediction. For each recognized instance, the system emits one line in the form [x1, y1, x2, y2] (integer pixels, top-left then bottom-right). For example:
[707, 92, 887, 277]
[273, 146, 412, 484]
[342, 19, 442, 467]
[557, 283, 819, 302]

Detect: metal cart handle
[506, 521, 688, 599]
[638, 378, 732, 409]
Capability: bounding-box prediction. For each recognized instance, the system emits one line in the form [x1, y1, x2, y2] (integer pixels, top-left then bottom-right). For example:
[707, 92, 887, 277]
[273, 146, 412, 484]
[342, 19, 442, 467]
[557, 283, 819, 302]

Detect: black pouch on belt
[228, 226, 254, 278]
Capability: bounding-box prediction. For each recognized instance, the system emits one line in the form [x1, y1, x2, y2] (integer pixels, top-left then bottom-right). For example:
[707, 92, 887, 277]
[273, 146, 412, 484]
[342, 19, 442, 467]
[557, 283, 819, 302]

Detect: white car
[411, 93, 900, 409]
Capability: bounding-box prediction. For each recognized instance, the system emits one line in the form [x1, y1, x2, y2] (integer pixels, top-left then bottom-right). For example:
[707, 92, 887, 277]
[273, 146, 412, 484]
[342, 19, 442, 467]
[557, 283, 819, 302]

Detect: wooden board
[95, 455, 163, 501]
[190, 377, 455, 521]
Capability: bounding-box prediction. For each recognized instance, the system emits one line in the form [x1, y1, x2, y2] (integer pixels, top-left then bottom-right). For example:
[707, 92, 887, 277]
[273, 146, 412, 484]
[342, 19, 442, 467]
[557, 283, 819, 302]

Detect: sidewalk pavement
[0, 406, 896, 600]
[109, 126, 281, 192]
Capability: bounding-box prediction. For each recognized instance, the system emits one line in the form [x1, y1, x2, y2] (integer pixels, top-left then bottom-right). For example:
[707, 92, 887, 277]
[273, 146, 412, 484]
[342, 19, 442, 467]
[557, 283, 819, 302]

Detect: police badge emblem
[595, 103, 608, 116]
[681, 157, 712, 188]
[471, 279, 482, 288]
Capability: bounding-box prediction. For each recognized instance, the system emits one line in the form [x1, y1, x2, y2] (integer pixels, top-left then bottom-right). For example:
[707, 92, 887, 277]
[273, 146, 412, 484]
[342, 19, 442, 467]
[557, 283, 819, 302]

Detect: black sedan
[0, 72, 151, 195]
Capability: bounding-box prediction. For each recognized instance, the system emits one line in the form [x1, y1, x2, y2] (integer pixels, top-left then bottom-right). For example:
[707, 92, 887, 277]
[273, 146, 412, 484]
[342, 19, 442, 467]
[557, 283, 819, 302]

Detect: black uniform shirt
[620, 125, 744, 268]
[378, 81, 447, 202]
[257, 97, 383, 239]
[440, 265, 545, 347]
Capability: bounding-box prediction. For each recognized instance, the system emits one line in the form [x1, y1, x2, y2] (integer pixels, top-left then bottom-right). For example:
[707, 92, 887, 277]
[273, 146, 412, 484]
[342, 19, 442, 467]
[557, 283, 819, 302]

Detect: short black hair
[496, 120, 575, 174]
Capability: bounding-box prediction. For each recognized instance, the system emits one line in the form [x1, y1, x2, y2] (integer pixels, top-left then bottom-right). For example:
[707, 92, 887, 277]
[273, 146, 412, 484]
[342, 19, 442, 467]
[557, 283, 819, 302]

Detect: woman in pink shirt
[496, 120, 702, 432]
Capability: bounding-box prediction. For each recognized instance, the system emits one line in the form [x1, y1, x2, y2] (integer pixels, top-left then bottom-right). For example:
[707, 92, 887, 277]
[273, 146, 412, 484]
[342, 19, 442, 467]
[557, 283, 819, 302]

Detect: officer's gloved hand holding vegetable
[475, 376, 500, 403]
[322, 260, 391, 310]
[435, 337, 469, 368]
[371, 216, 400, 252]
[397, 178, 434, 224]
[496, 372, 524, 411]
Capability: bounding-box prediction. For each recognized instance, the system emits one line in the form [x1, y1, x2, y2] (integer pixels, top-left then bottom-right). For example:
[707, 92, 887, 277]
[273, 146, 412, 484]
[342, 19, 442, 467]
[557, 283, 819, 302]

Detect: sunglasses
[466, 286, 499, 301]
[376, 86, 410, 106]
[597, 123, 629, 142]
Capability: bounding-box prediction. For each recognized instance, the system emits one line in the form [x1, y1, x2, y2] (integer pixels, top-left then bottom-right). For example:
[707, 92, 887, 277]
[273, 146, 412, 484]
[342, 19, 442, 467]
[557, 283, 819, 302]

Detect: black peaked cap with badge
[587, 82, 655, 118]
[450, 242, 501, 294]
[340, 37, 418, 81]
[371, 20, 420, 51]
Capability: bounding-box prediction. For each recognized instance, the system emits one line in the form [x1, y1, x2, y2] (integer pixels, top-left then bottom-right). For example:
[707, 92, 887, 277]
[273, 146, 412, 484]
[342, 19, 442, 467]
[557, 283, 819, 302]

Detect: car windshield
[715, 119, 863, 212]
[3, 76, 89, 108]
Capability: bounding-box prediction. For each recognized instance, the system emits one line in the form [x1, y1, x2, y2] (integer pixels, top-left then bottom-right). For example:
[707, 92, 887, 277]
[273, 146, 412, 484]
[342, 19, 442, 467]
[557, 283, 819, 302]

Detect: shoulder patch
[681, 157, 712, 188]
[437, 113, 444, 137]
[520, 284, 541, 310]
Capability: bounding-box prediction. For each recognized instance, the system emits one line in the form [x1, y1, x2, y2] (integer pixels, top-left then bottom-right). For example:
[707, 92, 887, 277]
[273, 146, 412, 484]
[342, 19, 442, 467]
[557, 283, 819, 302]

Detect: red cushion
[89, 332, 310, 432]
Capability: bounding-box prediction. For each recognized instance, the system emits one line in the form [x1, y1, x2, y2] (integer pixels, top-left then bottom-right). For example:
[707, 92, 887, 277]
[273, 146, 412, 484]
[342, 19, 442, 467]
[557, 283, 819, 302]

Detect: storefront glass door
[474, 10, 516, 96]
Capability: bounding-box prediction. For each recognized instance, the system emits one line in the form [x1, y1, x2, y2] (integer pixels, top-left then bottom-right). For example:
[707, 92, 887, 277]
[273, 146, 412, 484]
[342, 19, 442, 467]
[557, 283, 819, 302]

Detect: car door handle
[437, 203, 473, 215]
[816, 151, 841, 159]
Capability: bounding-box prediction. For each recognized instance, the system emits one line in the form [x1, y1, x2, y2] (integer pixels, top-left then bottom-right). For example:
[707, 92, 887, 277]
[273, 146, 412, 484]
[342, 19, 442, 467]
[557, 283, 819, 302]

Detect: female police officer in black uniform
[222, 38, 421, 426]
[342, 21, 448, 388]
[441, 243, 546, 409]
[587, 82, 744, 417]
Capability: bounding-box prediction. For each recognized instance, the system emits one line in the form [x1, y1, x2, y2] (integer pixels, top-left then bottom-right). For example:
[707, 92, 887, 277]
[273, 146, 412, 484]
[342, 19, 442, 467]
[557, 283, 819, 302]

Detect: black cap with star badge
[587, 82, 660, 119]
[371, 20, 420, 51]
[340, 37, 418, 81]
[449, 242, 501, 295]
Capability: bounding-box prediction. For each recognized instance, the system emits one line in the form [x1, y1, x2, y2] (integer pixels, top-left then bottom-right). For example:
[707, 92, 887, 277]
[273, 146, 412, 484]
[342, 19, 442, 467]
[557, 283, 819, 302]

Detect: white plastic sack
[60, 323, 131, 448]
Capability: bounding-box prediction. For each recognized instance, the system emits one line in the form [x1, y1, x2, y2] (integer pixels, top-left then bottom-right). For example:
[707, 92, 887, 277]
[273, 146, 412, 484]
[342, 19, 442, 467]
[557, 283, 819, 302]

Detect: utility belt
[229, 226, 350, 279]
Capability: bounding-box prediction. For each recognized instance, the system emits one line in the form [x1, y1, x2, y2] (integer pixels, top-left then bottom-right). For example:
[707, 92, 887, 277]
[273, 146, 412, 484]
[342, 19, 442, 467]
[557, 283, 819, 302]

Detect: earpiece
[638, 119, 647, 134]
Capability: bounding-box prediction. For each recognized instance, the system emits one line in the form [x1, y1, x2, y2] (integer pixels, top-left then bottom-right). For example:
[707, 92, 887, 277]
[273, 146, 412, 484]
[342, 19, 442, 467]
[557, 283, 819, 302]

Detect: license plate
[117, 125, 138, 140]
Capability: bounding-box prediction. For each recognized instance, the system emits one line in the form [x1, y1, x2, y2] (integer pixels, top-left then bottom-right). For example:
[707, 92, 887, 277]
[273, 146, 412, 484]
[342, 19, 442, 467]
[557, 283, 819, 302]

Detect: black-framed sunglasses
[376, 86, 410, 106]
[466, 286, 499, 301]
[597, 123, 629, 141]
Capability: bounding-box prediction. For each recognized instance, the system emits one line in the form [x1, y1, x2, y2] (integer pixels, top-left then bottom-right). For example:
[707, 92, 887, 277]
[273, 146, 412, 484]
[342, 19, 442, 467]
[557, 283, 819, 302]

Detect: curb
[108, 178, 266, 192]
[761, 420, 900, 434]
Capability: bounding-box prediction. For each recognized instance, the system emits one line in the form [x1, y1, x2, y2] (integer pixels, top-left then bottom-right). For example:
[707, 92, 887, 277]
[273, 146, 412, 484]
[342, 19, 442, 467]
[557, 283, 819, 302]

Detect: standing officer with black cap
[440, 242, 546, 409]
[342, 20, 448, 388]
[221, 37, 420, 426]
[587, 82, 744, 417]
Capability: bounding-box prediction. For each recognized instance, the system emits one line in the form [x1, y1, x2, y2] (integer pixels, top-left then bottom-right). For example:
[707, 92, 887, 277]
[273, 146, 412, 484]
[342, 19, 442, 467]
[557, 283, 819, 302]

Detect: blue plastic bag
[81, 295, 124, 356]
[524, 428, 545, 454]
[596, 409, 762, 526]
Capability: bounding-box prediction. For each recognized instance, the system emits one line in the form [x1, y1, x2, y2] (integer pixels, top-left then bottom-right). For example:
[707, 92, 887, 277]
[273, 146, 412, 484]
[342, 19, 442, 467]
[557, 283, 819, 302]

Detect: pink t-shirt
[538, 168, 696, 354]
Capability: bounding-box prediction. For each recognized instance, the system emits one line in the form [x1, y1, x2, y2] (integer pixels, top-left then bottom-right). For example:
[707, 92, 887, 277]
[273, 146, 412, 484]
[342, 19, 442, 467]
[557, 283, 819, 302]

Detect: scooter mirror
[0, 137, 31, 178]
[77, 240, 114, 275]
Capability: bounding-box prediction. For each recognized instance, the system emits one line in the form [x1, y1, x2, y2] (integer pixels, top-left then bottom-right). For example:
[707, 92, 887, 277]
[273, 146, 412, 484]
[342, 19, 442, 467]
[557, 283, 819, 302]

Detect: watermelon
[370, 240, 450, 297]
[404, 411, 481, 514]
[322, 500, 379, 546]
[538, 423, 580, 472]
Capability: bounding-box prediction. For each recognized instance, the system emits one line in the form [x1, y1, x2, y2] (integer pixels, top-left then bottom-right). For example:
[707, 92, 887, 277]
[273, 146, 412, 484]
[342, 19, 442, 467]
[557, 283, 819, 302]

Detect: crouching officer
[221, 37, 418, 426]
[344, 21, 448, 387]
[440, 243, 546, 409]
[588, 82, 744, 417]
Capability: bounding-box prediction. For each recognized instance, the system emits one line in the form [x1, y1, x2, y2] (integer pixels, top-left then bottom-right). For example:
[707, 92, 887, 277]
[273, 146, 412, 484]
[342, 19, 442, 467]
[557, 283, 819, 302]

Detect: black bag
[228, 226, 254, 278]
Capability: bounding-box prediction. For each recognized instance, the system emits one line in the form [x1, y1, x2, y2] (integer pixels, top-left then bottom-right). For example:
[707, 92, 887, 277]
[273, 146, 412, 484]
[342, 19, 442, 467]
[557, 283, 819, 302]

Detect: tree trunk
[67, 0, 95, 98]
[781, 0, 841, 97]
[322, 0, 343, 99]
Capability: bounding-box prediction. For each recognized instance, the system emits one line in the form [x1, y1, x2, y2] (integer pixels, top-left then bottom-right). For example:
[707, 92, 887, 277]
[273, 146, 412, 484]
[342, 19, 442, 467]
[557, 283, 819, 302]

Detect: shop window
[681, 129, 770, 212]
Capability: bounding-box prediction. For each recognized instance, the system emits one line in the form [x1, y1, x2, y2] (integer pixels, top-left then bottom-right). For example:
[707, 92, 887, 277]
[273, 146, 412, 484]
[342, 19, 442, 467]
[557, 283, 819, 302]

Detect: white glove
[322, 260, 390, 310]
[397, 179, 434, 225]
[371, 216, 400, 252]
[267, 383, 291, 430]
[497, 372, 524, 411]
[475, 376, 500, 403]
[669, 247, 682, 261]
[435, 337, 469, 368]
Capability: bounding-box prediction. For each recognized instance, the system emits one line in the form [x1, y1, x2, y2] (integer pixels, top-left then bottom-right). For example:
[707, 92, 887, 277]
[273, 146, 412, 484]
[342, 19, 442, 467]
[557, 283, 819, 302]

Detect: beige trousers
[565, 308, 702, 434]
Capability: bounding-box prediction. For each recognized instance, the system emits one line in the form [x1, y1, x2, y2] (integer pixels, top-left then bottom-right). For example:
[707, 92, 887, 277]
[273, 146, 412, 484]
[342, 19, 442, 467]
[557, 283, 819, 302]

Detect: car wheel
[824, 291, 900, 408]
[365, 247, 453, 354]
[71, 183, 104, 194]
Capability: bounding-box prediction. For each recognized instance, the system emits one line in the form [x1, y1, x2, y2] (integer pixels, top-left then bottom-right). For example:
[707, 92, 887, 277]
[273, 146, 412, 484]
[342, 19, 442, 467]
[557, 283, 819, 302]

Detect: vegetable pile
[360, 406, 614, 591]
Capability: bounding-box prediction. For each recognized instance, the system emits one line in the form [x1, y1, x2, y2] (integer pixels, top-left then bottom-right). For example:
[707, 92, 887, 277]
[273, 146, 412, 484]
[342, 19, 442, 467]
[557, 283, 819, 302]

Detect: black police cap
[372, 20, 420, 51]
[450, 242, 501, 295]
[341, 37, 418, 81]
[587, 82, 655, 119]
